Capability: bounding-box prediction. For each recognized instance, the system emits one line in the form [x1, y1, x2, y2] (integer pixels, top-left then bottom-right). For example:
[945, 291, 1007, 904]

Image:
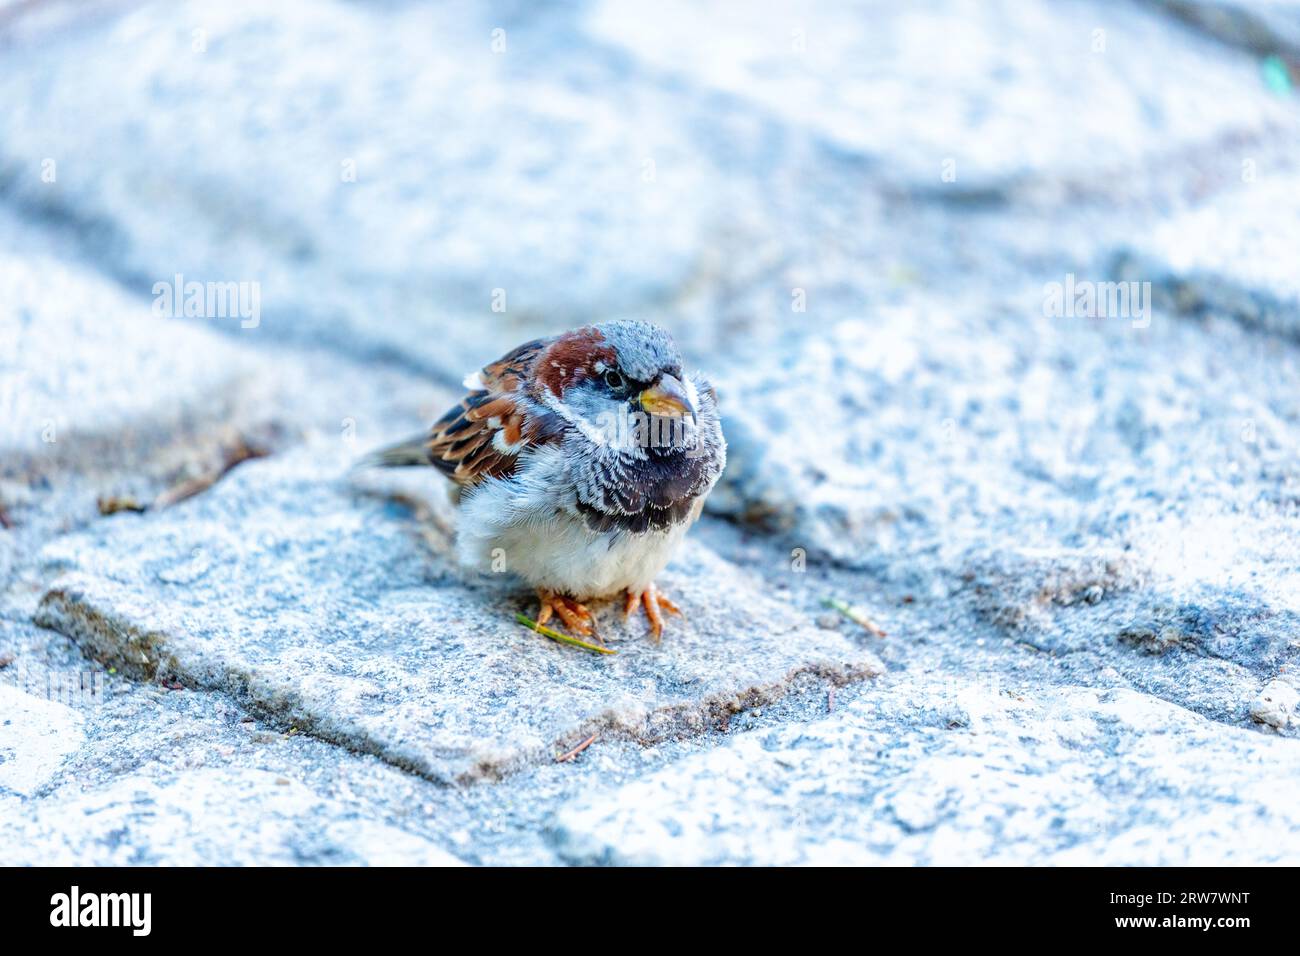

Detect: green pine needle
[822, 597, 888, 637]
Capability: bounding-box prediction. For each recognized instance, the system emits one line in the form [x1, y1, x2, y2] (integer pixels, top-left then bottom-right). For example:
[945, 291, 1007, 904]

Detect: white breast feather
[455, 445, 702, 598]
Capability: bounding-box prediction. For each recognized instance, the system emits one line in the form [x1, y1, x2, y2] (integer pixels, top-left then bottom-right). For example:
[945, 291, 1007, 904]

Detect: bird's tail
[352, 433, 431, 471]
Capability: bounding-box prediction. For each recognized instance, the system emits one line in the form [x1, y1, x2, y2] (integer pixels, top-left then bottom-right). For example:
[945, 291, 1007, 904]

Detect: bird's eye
[603, 369, 625, 390]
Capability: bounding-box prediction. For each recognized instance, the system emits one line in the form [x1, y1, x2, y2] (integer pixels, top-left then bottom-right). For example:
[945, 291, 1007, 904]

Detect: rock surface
[587, 0, 1293, 190]
[554, 678, 1300, 865]
[1, 0, 1298, 865]
[1250, 677, 1299, 728]
[711, 296, 1300, 726]
[0, 248, 269, 481]
[2, 0, 1289, 376]
[34, 444, 883, 784]
[0, 0, 755, 375]
[0, 768, 465, 866]
[1115, 177, 1300, 342]
[0, 684, 85, 800]
[1148, 0, 1300, 57]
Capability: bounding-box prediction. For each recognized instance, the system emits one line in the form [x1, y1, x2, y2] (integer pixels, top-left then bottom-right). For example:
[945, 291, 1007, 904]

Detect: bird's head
[534, 320, 705, 455]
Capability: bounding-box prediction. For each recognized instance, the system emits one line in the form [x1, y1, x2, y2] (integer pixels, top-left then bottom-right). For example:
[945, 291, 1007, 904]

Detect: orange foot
[536, 589, 602, 644]
[623, 582, 683, 642]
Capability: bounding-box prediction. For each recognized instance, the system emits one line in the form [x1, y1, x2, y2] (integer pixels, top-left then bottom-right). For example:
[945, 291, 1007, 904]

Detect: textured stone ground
[1, 0, 1298, 865]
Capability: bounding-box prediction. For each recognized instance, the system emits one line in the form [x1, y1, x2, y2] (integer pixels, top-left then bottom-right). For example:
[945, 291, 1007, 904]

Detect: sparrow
[363, 320, 727, 641]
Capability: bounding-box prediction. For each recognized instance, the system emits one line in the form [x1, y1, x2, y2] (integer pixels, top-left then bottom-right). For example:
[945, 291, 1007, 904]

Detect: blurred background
[2, 0, 1300, 866]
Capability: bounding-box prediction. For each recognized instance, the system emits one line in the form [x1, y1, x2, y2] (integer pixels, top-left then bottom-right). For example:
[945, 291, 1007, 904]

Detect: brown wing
[425, 338, 557, 486]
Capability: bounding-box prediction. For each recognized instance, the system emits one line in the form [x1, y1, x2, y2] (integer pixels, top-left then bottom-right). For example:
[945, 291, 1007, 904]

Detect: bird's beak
[639, 373, 696, 422]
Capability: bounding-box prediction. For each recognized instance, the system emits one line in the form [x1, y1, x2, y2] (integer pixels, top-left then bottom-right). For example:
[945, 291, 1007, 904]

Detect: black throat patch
[577, 446, 713, 535]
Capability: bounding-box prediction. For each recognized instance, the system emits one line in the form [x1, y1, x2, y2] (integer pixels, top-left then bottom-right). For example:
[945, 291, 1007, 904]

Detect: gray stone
[0, 249, 270, 483]
[2, 0, 1299, 868]
[34, 443, 883, 785]
[553, 678, 1300, 865]
[1251, 678, 1299, 728]
[0, 684, 84, 799]
[0, 768, 465, 865]
[0, 237, 288, 609]
[707, 284, 1300, 728]
[1147, 0, 1300, 57]
[0, 0, 759, 376]
[3, 604, 873, 866]
[586, 0, 1292, 192]
[712, 289, 1300, 561]
[1, 0, 1285, 387]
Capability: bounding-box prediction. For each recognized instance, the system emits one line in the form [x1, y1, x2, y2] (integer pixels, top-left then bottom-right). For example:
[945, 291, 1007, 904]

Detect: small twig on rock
[97, 496, 147, 516]
[154, 475, 215, 511]
[515, 613, 617, 655]
[153, 438, 268, 510]
[821, 597, 887, 637]
[555, 733, 598, 763]
[0, 507, 12, 529]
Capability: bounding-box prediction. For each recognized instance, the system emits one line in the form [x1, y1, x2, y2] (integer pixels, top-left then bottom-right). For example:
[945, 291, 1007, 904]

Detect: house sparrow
[363, 320, 726, 640]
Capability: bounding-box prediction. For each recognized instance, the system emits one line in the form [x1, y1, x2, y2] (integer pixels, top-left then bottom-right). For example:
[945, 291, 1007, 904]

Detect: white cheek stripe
[492, 430, 528, 454]
[538, 388, 611, 448]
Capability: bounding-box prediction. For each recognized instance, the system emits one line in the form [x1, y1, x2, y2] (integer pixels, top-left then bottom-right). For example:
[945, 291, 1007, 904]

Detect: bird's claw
[536, 590, 603, 644]
[623, 582, 682, 642]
